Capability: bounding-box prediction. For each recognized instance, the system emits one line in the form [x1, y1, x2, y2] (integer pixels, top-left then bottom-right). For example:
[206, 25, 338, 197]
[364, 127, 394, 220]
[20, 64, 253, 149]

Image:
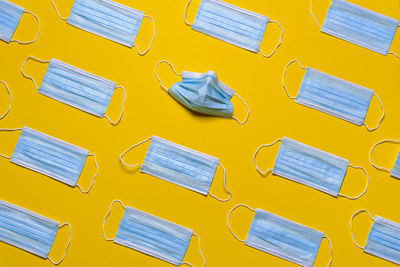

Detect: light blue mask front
[254, 137, 369, 199]
[282, 60, 385, 131]
[351, 210, 400, 265]
[228, 205, 332, 267]
[391, 151, 400, 179]
[0, 0, 24, 42]
[320, 0, 399, 55]
[103, 200, 205, 266]
[0, 199, 71, 264]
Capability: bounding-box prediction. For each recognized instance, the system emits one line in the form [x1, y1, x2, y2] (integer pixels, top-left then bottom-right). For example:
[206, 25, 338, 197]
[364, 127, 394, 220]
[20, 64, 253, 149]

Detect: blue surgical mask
[0, 0, 40, 44]
[351, 209, 400, 265]
[0, 199, 71, 265]
[21, 56, 126, 125]
[282, 59, 385, 131]
[0, 127, 98, 193]
[184, 0, 283, 58]
[120, 135, 232, 202]
[102, 200, 205, 266]
[0, 80, 11, 120]
[253, 137, 369, 199]
[227, 204, 333, 266]
[49, 0, 155, 55]
[155, 60, 250, 124]
[369, 139, 400, 179]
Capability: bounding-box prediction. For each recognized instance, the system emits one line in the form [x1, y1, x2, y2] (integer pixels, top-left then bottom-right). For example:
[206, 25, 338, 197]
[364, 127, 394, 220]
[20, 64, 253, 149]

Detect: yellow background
[1, 0, 400, 266]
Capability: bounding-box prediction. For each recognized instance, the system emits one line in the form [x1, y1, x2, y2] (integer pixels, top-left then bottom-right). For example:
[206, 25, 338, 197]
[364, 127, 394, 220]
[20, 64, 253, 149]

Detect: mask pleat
[0, 0, 24, 43]
[390, 152, 400, 179]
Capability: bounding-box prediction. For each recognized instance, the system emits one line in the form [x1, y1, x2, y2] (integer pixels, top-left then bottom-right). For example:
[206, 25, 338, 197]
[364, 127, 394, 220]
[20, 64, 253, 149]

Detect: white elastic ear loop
[209, 162, 232, 202]
[350, 209, 374, 250]
[227, 204, 256, 242]
[120, 137, 152, 167]
[10, 11, 40, 44]
[0, 81, 11, 120]
[369, 139, 400, 172]
[363, 94, 385, 131]
[0, 128, 23, 159]
[155, 60, 182, 91]
[253, 139, 282, 175]
[184, 0, 193, 26]
[103, 200, 126, 241]
[48, 222, 72, 265]
[310, 0, 322, 28]
[388, 52, 400, 58]
[76, 154, 98, 194]
[50, 0, 68, 21]
[104, 86, 126, 126]
[21, 55, 50, 89]
[338, 165, 369, 200]
[133, 15, 156, 56]
[232, 93, 250, 125]
[258, 20, 284, 58]
[282, 59, 306, 100]
[323, 236, 333, 267]
[181, 233, 205, 267]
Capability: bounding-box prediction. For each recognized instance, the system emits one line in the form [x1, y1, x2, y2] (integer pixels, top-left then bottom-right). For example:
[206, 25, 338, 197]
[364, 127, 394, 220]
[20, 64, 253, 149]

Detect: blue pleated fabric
[0, 0, 24, 43]
[67, 0, 144, 47]
[273, 137, 349, 196]
[364, 216, 400, 265]
[321, 0, 399, 55]
[114, 206, 193, 266]
[192, 0, 269, 52]
[0, 199, 59, 258]
[390, 151, 400, 179]
[141, 136, 219, 195]
[10, 127, 89, 186]
[297, 68, 374, 126]
[39, 59, 116, 118]
[245, 209, 324, 267]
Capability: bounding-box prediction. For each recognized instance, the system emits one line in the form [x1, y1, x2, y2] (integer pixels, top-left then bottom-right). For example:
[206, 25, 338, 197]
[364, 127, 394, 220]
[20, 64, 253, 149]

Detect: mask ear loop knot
[350, 209, 374, 250]
[48, 222, 72, 265]
[369, 139, 400, 172]
[323, 236, 333, 267]
[253, 139, 282, 175]
[21, 56, 50, 89]
[0, 81, 11, 120]
[310, 0, 322, 28]
[76, 153, 98, 193]
[10, 11, 40, 44]
[104, 86, 126, 126]
[227, 204, 256, 242]
[232, 93, 249, 125]
[120, 137, 152, 167]
[133, 15, 156, 56]
[155, 60, 182, 91]
[282, 59, 306, 100]
[181, 233, 205, 267]
[184, 0, 194, 26]
[209, 162, 232, 202]
[0, 128, 23, 159]
[338, 165, 369, 200]
[363, 94, 385, 131]
[50, 0, 68, 21]
[103, 200, 126, 241]
[259, 20, 284, 58]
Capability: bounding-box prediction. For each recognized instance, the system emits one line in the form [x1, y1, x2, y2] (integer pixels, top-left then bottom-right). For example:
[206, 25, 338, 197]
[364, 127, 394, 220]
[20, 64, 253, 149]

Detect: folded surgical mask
[253, 137, 369, 199]
[184, 0, 283, 57]
[155, 60, 250, 124]
[0, 0, 40, 44]
[0, 127, 98, 193]
[103, 200, 205, 266]
[227, 204, 333, 266]
[50, 0, 155, 55]
[282, 59, 385, 131]
[0, 80, 11, 120]
[350, 209, 400, 265]
[369, 139, 400, 179]
[21, 56, 126, 125]
[0, 199, 71, 265]
[120, 135, 232, 202]
[310, 0, 400, 58]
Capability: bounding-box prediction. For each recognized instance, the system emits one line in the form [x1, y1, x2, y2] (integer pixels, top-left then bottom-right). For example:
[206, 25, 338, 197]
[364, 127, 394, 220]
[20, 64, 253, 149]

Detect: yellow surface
[1, 0, 400, 266]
